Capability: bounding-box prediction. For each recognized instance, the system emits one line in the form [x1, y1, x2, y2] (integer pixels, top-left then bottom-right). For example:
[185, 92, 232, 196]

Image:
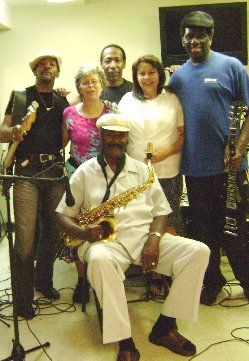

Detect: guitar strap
[12, 88, 27, 126]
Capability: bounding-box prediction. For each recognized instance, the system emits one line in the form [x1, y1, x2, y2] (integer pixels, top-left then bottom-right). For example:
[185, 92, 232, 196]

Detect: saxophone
[64, 143, 155, 247]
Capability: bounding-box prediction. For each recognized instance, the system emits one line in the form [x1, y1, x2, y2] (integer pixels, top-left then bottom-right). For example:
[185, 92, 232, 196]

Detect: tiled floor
[0, 236, 248, 361]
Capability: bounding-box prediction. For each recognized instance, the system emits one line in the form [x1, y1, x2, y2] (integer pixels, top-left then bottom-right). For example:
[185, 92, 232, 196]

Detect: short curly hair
[132, 55, 166, 101]
[75, 64, 108, 94]
[100, 44, 126, 62]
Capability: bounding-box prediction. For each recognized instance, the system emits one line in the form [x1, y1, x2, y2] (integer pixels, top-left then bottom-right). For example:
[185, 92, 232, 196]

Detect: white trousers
[84, 234, 210, 344]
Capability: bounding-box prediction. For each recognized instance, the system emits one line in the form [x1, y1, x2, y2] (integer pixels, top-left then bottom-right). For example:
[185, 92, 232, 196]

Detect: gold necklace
[37, 91, 54, 111]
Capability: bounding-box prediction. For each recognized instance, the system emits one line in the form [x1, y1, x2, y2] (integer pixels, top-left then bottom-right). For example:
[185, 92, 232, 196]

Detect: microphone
[63, 166, 75, 207]
[146, 141, 153, 160]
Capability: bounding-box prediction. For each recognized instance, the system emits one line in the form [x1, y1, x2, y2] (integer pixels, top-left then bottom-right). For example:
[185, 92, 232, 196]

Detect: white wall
[0, 0, 248, 119]
[0, 0, 248, 224]
[0, 0, 11, 29]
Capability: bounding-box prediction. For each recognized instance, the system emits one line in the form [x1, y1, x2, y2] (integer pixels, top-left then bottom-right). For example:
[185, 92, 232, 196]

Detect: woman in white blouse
[119, 55, 185, 295]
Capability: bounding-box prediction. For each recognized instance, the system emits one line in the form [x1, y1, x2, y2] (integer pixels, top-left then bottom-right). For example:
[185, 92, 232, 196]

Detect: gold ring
[151, 262, 156, 266]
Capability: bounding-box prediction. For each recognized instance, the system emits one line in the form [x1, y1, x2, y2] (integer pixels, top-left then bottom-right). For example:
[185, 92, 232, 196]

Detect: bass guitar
[224, 102, 248, 237]
[4, 101, 39, 170]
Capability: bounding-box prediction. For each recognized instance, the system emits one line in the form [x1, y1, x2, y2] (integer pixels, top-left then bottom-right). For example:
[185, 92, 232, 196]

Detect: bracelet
[149, 231, 162, 239]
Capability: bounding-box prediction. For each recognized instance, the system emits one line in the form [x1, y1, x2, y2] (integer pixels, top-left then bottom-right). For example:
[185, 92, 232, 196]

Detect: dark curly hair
[132, 55, 166, 101]
[100, 44, 126, 62]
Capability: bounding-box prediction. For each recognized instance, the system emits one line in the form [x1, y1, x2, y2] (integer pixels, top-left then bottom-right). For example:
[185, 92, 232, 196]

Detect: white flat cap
[96, 113, 131, 132]
[29, 50, 62, 71]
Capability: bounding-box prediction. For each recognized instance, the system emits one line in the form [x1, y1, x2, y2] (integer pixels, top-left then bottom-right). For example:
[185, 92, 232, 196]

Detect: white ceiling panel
[4, 0, 88, 7]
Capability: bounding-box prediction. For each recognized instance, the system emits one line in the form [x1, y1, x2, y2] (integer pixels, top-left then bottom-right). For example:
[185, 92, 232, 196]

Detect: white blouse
[119, 91, 184, 178]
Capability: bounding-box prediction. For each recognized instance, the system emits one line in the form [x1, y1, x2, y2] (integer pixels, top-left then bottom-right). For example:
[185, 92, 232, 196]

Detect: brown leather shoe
[117, 349, 140, 361]
[149, 330, 196, 356]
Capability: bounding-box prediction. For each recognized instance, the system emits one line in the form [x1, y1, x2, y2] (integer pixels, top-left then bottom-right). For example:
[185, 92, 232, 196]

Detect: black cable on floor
[188, 327, 249, 360]
[25, 320, 53, 361]
[0, 287, 78, 360]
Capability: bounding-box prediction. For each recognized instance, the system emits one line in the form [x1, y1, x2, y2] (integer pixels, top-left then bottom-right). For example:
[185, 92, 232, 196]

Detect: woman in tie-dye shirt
[62, 64, 110, 178]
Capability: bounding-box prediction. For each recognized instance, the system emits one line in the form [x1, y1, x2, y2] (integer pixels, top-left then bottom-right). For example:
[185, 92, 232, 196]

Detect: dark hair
[100, 44, 126, 62]
[132, 55, 166, 101]
[180, 11, 214, 38]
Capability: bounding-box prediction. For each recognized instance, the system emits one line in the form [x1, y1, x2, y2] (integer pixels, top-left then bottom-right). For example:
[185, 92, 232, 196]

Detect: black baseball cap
[181, 11, 214, 30]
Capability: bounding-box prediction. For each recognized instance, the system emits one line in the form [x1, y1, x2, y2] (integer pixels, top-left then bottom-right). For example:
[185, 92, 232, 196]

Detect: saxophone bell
[64, 215, 118, 247]
[94, 216, 118, 242]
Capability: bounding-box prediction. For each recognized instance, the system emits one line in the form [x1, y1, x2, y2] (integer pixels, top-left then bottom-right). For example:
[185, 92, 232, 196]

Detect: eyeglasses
[80, 79, 100, 87]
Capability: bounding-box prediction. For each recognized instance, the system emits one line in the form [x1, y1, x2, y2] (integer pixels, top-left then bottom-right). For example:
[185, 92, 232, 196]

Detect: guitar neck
[4, 103, 38, 170]
[225, 125, 237, 210]
[224, 102, 248, 238]
[226, 171, 237, 210]
[224, 109, 238, 237]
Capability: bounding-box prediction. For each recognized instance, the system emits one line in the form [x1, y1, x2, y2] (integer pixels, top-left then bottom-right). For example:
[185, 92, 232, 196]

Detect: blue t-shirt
[168, 51, 249, 176]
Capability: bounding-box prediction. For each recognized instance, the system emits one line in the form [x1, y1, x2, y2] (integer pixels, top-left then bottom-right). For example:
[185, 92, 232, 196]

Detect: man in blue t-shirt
[168, 11, 249, 305]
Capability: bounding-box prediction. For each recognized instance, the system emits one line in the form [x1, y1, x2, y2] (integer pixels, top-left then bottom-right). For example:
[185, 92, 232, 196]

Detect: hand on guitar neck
[224, 145, 243, 172]
[12, 124, 24, 142]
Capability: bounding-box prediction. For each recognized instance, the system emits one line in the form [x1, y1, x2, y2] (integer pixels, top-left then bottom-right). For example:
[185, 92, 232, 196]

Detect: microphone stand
[0, 173, 63, 361]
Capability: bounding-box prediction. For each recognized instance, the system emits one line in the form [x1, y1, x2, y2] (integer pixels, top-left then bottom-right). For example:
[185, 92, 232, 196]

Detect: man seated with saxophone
[56, 113, 210, 361]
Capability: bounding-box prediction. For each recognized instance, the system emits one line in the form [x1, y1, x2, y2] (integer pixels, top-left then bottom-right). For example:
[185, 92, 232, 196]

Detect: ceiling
[4, 0, 89, 7]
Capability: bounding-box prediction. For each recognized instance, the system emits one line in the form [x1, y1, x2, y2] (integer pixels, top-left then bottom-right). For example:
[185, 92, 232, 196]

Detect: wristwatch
[149, 231, 162, 239]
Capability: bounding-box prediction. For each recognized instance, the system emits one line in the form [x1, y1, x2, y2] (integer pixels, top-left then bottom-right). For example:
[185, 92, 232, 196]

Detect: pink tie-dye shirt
[63, 104, 109, 167]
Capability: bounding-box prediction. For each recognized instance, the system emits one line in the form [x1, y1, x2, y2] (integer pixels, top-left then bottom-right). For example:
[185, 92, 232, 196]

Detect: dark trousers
[13, 163, 64, 305]
[185, 172, 249, 289]
[159, 174, 185, 235]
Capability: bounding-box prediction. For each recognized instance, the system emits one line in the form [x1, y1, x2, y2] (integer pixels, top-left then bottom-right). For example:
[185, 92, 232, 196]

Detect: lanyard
[97, 153, 125, 203]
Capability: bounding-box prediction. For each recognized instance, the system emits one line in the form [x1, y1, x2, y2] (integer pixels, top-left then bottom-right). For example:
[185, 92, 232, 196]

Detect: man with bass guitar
[0, 50, 69, 318]
[167, 11, 249, 305]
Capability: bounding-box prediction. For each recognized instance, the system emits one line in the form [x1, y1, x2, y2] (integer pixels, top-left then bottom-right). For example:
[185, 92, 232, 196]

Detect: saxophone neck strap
[97, 152, 126, 203]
